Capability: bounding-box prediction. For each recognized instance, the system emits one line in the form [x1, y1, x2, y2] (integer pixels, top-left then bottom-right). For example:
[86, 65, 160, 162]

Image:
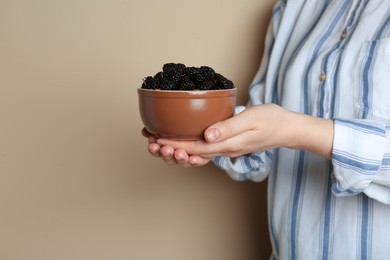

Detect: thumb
[204, 106, 248, 143]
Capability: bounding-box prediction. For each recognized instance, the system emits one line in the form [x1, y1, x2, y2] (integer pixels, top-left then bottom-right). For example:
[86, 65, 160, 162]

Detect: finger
[148, 135, 157, 144]
[188, 155, 211, 166]
[148, 143, 162, 157]
[156, 139, 213, 157]
[160, 145, 177, 165]
[204, 109, 253, 143]
[156, 138, 226, 158]
[157, 133, 252, 158]
[174, 149, 191, 167]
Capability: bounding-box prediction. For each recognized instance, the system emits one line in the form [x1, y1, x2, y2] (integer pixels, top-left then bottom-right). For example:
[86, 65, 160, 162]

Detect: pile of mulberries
[141, 63, 234, 91]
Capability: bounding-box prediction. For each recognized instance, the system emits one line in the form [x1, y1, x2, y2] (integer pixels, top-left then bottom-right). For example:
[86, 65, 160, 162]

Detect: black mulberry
[185, 66, 206, 83]
[140, 63, 234, 90]
[199, 79, 215, 90]
[179, 75, 196, 90]
[214, 73, 234, 89]
[200, 66, 215, 79]
[154, 71, 164, 82]
[162, 63, 186, 84]
[159, 78, 176, 90]
[142, 76, 159, 89]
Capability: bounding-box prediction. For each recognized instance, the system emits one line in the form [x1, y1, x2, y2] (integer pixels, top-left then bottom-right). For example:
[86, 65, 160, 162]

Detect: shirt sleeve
[212, 150, 273, 182]
[211, 1, 285, 182]
[331, 118, 390, 204]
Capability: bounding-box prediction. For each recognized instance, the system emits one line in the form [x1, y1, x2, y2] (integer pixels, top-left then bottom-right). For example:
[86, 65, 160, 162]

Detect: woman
[143, 0, 390, 259]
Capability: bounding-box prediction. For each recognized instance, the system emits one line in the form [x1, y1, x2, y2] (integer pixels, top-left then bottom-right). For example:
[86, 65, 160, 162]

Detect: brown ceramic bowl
[138, 88, 237, 140]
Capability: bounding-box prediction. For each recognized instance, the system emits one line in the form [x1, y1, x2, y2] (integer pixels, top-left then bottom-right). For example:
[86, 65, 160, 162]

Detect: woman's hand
[141, 128, 211, 167]
[142, 104, 334, 166]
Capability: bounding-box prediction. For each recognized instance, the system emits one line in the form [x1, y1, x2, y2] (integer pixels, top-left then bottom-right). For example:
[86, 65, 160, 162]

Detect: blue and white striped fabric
[212, 0, 390, 259]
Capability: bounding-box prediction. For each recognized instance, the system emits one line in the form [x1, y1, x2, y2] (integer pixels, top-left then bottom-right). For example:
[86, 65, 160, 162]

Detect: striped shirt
[213, 0, 390, 259]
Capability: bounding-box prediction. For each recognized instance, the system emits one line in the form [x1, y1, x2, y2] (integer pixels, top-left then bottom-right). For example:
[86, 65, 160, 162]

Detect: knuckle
[221, 121, 235, 137]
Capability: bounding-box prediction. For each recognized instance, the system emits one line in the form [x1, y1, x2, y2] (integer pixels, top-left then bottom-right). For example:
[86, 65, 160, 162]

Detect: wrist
[285, 111, 334, 159]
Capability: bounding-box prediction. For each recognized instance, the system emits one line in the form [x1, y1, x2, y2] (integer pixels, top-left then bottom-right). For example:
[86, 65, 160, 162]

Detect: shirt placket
[319, 0, 367, 118]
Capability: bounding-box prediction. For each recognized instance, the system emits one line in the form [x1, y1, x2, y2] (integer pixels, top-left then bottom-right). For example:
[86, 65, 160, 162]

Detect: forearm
[211, 107, 334, 181]
[285, 110, 334, 159]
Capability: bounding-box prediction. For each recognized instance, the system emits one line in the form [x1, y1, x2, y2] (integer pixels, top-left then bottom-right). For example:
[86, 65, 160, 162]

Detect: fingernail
[206, 128, 220, 142]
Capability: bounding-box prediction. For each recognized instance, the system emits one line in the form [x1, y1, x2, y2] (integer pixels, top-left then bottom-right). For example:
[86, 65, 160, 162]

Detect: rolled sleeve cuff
[212, 151, 272, 182]
[331, 118, 387, 196]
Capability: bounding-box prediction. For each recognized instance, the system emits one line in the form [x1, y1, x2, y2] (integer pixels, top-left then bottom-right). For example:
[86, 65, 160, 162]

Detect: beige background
[0, 0, 276, 259]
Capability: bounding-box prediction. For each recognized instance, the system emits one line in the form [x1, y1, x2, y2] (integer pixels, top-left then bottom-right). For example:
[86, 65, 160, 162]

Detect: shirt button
[340, 31, 347, 39]
[319, 73, 326, 81]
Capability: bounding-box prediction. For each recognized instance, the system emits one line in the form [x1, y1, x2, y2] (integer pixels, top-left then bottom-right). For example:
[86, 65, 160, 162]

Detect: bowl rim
[137, 87, 237, 98]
